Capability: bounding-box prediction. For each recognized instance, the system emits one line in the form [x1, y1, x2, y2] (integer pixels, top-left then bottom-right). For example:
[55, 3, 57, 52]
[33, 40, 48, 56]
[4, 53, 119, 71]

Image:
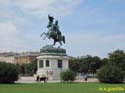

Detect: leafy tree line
[0, 49, 124, 83]
[69, 55, 102, 75]
[69, 49, 125, 83]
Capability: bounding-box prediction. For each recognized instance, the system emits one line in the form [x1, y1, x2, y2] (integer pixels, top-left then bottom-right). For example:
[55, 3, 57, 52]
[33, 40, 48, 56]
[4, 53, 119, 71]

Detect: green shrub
[97, 65, 125, 83]
[60, 69, 76, 82]
[0, 62, 19, 84]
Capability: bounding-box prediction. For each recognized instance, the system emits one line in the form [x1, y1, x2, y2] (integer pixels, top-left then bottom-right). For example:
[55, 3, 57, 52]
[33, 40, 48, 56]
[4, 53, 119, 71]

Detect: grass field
[0, 83, 124, 93]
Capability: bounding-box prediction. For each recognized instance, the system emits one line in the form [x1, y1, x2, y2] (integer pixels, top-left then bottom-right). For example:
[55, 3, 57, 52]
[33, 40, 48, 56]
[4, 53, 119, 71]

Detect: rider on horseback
[41, 15, 65, 47]
[53, 20, 62, 40]
[47, 15, 61, 40]
[47, 15, 54, 39]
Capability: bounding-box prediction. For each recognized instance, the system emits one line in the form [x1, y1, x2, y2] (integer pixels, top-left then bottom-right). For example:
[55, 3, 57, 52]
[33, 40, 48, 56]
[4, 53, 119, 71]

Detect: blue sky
[0, 0, 125, 58]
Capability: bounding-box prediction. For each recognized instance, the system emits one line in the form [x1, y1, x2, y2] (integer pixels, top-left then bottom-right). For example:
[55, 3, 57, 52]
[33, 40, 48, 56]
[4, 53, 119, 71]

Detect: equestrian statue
[41, 15, 65, 47]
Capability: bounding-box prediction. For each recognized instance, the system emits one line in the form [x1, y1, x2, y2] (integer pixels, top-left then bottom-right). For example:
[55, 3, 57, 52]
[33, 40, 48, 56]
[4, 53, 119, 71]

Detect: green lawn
[0, 83, 124, 93]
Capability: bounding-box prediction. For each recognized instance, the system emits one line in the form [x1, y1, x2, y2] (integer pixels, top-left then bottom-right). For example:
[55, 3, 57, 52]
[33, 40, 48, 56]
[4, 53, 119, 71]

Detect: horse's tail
[62, 36, 65, 44]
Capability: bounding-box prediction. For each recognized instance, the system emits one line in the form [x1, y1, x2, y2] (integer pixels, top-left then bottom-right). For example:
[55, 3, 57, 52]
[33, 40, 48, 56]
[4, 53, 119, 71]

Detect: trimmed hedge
[97, 65, 124, 83]
[60, 69, 76, 82]
[0, 62, 19, 83]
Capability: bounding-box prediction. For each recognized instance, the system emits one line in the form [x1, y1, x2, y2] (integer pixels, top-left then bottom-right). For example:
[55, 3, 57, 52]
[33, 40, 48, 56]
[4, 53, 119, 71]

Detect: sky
[0, 0, 125, 58]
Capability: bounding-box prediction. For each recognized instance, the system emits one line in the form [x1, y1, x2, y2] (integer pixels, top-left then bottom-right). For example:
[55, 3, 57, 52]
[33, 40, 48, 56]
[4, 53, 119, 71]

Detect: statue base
[40, 45, 67, 56]
[36, 45, 69, 80]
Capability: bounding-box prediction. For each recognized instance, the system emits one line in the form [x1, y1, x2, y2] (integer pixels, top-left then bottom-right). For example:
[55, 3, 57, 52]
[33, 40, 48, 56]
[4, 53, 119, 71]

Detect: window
[39, 60, 43, 68]
[58, 60, 62, 68]
[46, 60, 50, 67]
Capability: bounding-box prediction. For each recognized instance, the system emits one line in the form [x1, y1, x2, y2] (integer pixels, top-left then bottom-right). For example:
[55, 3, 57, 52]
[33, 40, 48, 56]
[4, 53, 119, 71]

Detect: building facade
[0, 52, 18, 64]
[0, 52, 40, 64]
[14, 52, 40, 65]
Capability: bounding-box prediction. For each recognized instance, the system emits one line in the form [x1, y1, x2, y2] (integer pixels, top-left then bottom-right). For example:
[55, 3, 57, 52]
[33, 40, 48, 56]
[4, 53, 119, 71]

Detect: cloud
[0, 0, 81, 51]
[14, 0, 81, 17]
[65, 32, 125, 58]
[0, 0, 124, 58]
[0, 0, 10, 4]
[0, 21, 25, 52]
[107, 0, 124, 3]
[0, 0, 81, 25]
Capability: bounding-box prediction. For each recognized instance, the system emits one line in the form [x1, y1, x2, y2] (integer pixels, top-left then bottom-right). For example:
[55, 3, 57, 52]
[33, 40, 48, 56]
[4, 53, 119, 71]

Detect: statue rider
[54, 20, 62, 40]
[47, 15, 54, 39]
[47, 15, 61, 40]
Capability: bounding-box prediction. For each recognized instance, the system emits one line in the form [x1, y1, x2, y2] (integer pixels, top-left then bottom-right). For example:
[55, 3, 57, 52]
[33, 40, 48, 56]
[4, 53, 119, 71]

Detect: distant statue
[41, 15, 65, 47]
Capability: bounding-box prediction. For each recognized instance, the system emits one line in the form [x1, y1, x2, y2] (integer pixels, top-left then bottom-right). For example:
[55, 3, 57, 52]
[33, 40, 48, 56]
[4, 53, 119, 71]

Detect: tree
[92, 56, 102, 69]
[101, 58, 109, 66]
[109, 49, 125, 65]
[89, 56, 102, 75]
[60, 70, 76, 82]
[0, 62, 19, 84]
[69, 59, 80, 73]
[108, 49, 125, 73]
[79, 55, 102, 75]
[89, 62, 97, 75]
[97, 64, 124, 83]
[69, 55, 102, 75]
[79, 57, 89, 74]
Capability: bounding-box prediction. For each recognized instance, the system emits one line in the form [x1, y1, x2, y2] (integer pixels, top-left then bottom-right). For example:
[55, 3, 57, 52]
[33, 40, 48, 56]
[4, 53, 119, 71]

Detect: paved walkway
[16, 76, 99, 84]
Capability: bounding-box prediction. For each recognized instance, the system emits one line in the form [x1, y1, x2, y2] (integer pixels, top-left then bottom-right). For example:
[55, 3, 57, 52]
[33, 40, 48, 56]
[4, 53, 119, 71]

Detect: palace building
[14, 52, 40, 65]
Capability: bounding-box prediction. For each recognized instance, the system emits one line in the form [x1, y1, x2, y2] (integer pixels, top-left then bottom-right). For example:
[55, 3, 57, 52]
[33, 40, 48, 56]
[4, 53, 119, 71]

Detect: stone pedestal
[36, 45, 69, 80]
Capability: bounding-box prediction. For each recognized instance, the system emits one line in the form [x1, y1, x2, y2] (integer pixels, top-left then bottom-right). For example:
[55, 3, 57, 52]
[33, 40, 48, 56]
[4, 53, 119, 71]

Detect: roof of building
[0, 52, 19, 57]
[15, 52, 40, 57]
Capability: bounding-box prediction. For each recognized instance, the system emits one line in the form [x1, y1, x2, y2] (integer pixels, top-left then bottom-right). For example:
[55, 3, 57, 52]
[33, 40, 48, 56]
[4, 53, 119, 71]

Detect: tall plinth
[37, 45, 69, 80]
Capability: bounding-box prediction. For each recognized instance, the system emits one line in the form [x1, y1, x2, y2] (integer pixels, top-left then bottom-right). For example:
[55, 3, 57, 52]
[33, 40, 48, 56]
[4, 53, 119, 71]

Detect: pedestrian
[85, 75, 88, 82]
[36, 75, 40, 82]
